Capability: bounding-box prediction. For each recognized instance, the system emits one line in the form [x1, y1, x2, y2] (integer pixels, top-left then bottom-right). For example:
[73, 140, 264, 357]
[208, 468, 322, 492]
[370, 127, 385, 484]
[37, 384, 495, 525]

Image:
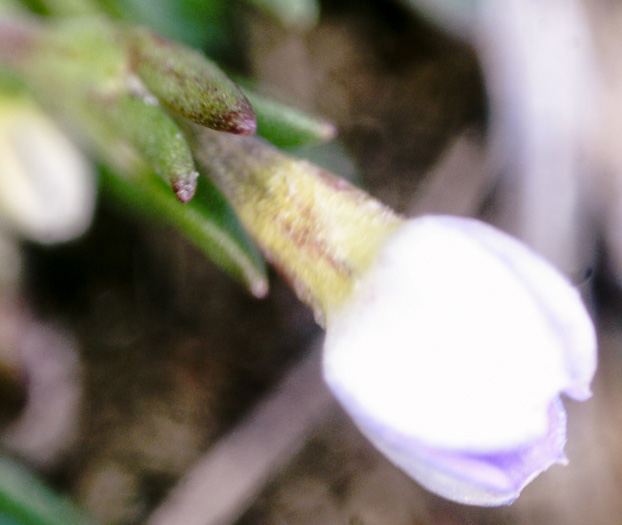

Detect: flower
[191, 130, 597, 506]
[0, 97, 95, 244]
[322, 215, 597, 506]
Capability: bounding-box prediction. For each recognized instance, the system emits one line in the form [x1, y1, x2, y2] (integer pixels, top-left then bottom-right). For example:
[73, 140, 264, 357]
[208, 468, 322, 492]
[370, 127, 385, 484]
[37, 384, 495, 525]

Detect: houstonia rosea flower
[323, 216, 596, 505]
[190, 128, 597, 506]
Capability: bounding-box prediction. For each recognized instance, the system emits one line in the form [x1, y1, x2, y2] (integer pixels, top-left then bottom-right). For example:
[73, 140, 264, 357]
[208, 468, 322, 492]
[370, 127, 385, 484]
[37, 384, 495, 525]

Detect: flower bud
[191, 130, 596, 506]
[323, 216, 596, 505]
[0, 97, 95, 244]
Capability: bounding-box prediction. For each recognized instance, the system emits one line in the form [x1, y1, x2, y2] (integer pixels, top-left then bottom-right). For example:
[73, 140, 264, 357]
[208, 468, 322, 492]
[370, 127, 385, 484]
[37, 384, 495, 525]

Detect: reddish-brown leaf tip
[173, 172, 198, 203]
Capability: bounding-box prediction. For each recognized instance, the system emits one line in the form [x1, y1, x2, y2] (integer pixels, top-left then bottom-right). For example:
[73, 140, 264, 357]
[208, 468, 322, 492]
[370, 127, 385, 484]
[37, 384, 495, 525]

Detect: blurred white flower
[323, 215, 597, 506]
[0, 98, 95, 244]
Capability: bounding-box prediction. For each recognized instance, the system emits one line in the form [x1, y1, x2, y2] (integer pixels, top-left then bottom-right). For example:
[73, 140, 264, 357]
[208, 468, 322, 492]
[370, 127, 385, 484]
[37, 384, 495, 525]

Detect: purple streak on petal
[341, 388, 568, 506]
[431, 399, 568, 495]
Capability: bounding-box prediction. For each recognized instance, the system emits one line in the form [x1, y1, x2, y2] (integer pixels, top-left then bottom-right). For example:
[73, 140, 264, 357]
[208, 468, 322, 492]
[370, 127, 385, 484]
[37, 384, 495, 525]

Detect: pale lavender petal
[336, 380, 568, 506]
[325, 216, 578, 451]
[428, 215, 597, 400]
[323, 215, 597, 506]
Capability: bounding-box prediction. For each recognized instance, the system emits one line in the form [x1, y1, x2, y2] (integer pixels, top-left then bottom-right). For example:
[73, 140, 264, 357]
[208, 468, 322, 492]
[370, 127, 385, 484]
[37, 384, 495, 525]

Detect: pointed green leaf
[125, 26, 256, 134]
[97, 90, 199, 202]
[242, 87, 336, 149]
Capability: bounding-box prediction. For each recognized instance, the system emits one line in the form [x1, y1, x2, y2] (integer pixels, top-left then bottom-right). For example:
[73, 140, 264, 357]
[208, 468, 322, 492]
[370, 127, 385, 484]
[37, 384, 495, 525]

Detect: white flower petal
[324, 216, 596, 453]
[350, 397, 568, 506]
[444, 216, 597, 400]
[0, 106, 95, 244]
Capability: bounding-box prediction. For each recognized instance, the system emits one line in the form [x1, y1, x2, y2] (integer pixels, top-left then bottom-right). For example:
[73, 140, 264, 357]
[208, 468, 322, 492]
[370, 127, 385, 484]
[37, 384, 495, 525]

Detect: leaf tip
[319, 121, 338, 142]
[220, 103, 257, 135]
[251, 276, 269, 298]
[173, 171, 199, 203]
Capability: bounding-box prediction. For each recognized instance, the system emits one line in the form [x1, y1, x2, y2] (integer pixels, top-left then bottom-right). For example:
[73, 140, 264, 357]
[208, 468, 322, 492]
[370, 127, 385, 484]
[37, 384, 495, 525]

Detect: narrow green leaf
[0, 456, 95, 525]
[125, 26, 256, 134]
[242, 88, 337, 149]
[96, 91, 199, 202]
[100, 164, 269, 298]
